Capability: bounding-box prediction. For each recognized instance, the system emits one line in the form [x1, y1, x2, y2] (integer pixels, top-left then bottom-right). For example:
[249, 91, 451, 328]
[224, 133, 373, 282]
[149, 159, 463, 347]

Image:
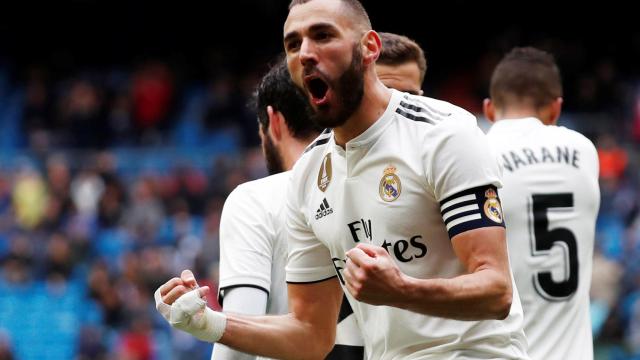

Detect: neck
[333, 77, 392, 147]
[281, 137, 314, 171]
[495, 106, 555, 125]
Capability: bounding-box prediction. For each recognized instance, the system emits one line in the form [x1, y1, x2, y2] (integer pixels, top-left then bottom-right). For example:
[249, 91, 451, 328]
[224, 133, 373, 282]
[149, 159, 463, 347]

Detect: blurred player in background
[212, 58, 365, 359]
[484, 47, 600, 360]
[376, 32, 426, 95]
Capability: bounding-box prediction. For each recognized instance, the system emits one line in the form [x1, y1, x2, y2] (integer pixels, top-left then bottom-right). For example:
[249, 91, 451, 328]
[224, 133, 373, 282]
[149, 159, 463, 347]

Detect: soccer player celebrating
[213, 58, 364, 359]
[484, 47, 600, 360]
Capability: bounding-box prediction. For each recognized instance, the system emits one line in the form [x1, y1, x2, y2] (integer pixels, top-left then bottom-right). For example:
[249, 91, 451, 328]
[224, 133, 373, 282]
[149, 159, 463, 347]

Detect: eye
[286, 39, 301, 52]
[315, 31, 331, 41]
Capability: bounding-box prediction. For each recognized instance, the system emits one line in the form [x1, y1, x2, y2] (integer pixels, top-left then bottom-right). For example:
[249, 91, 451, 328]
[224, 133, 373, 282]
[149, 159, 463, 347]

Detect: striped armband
[439, 185, 505, 239]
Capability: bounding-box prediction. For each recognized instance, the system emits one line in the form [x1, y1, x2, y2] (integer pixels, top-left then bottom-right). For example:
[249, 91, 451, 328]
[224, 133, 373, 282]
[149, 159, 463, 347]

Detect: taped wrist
[157, 288, 227, 343]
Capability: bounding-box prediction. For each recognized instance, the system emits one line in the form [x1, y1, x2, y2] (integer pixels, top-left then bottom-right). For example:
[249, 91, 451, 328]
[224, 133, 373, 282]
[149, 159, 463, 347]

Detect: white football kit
[487, 118, 600, 360]
[286, 89, 529, 360]
[215, 171, 364, 360]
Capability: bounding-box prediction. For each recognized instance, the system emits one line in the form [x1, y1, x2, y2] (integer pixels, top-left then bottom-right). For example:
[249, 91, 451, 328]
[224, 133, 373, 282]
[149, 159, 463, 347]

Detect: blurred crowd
[0, 39, 639, 360]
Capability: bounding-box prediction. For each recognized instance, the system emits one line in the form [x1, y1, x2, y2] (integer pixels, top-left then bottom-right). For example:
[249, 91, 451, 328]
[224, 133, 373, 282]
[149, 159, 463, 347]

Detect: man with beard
[213, 42, 429, 359]
[211, 58, 364, 360]
[154, 0, 529, 359]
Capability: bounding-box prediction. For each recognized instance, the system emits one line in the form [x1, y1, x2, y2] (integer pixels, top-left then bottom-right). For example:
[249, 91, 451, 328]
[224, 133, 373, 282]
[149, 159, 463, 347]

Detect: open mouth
[305, 76, 330, 104]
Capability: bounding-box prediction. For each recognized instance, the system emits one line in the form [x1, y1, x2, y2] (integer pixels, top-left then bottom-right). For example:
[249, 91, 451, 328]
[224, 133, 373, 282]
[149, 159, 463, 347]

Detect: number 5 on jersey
[530, 193, 578, 301]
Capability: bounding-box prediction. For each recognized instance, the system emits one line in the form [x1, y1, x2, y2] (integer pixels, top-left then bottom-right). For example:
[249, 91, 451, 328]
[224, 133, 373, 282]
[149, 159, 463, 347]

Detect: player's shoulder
[228, 171, 291, 205]
[549, 125, 597, 152]
[398, 93, 478, 130]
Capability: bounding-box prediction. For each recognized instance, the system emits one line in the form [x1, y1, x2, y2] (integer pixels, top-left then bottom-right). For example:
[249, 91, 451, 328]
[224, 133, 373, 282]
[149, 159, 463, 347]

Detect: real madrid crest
[483, 188, 503, 223]
[317, 153, 332, 192]
[379, 165, 401, 202]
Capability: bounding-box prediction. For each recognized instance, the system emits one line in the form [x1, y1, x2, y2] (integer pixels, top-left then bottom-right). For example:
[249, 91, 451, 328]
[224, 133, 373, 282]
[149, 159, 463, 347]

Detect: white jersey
[486, 118, 599, 360]
[286, 89, 529, 360]
[217, 171, 364, 359]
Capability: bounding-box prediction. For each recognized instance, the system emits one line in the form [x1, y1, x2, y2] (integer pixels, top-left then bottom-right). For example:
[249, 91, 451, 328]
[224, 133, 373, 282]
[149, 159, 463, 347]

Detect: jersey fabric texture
[286, 89, 529, 360]
[217, 171, 364, 359]
[487, 117, 600, 360]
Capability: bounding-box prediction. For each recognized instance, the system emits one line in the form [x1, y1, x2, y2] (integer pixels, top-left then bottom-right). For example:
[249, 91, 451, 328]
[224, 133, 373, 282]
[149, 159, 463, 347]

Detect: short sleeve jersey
[286, 90, 529, 360]
[487, 118, 600, 360]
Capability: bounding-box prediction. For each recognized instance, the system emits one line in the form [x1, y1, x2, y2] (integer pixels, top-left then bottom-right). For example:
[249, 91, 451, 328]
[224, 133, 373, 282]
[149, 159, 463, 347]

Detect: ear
[361, 30, 381, 66]
[267, 106, 294, 143]
[483, 98, 497, 123]
[267, 106, 283, 142]
[548, 97, 563, 125]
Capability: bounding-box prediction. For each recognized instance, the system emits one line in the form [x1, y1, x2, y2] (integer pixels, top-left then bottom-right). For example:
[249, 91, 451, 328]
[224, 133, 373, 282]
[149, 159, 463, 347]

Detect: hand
[154, 269, 227, 342]
[344, 243, 408, 306]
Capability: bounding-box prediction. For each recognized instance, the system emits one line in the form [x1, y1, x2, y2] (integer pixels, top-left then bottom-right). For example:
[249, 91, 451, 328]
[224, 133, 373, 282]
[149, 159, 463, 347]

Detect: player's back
[487, 117, 600, 360]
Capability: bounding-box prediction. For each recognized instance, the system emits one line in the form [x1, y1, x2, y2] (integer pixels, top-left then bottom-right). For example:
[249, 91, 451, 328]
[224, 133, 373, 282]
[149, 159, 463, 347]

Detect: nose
[299, 38, 318, 67]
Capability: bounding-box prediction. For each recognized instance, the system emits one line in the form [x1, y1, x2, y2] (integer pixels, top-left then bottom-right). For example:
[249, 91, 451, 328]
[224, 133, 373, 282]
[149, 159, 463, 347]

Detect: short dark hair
[378, 32, 427, 84]
[252, 57, 322, 139]
[289, 0, 371, 31]
[490, 47, 562, 109]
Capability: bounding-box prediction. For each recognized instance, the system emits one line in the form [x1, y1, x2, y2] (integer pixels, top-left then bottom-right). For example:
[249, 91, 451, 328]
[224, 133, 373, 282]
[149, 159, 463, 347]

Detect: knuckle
[360, 263, 373, 272]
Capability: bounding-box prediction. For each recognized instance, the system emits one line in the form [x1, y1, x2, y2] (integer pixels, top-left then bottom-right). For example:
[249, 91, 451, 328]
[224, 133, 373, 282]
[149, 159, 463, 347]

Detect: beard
[310, 44, 365, 128]
[262, 131, 285, 175]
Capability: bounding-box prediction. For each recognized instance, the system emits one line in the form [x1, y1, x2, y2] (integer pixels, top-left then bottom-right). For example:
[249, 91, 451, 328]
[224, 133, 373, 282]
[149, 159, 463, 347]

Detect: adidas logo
[315, 198, 333, 220]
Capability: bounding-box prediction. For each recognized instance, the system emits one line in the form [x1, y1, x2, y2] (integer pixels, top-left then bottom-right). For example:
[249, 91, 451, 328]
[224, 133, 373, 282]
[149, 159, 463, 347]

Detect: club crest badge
[317, 153, 332, 192]
[483, 188, 503, 223]
[379, 165, 401, 202]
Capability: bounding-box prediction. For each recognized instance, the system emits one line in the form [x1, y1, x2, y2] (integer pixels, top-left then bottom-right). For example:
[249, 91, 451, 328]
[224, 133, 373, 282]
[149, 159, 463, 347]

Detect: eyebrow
[284, 22, 338, 44]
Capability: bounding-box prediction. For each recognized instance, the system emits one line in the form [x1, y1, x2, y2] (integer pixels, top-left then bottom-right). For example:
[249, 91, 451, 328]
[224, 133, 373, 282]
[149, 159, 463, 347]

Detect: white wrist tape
[154, 287, 227, 343]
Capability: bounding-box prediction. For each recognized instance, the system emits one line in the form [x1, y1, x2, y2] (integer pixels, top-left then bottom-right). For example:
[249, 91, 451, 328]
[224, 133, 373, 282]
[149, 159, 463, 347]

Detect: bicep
[451, 226, 509, 274]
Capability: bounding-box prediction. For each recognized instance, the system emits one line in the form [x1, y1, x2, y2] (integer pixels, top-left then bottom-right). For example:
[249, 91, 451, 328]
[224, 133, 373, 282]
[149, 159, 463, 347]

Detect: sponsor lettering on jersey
[345, 218, 427, 265]
[379, 165, 401, 202]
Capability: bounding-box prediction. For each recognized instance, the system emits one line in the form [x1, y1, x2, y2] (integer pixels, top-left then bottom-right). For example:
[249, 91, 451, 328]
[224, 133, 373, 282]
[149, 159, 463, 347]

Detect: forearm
[219, 313, 332, 360]
[394, 268, 512, 320]
[217, 281, 338, 360]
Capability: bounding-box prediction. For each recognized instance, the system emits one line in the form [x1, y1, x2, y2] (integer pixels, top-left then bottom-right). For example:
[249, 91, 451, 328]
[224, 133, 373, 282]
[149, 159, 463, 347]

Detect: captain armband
[439, 185, 505, 239]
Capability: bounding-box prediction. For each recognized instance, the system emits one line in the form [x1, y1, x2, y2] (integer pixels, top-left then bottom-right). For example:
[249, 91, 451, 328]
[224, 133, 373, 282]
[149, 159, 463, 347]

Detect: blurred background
[0, 1, 638, 359]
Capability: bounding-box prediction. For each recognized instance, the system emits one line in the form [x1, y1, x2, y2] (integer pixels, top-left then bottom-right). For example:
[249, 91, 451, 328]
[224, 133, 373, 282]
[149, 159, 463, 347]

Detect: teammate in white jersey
[153, 1, 528, 359]
[484, 47, 600, 360]
[213, 59, 365, 359]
